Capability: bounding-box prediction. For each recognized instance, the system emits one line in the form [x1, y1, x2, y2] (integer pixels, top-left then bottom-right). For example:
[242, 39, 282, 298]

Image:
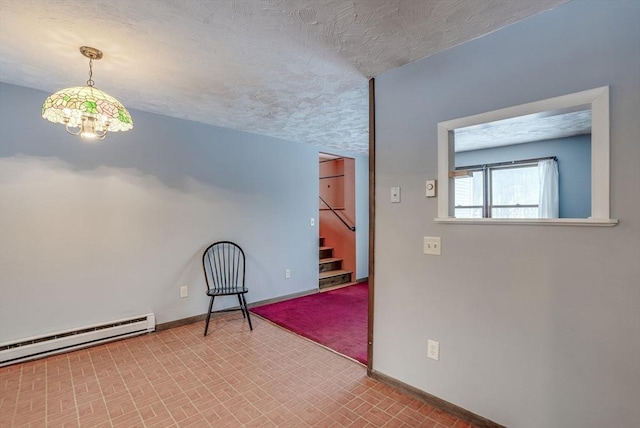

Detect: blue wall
[0, 82, 369, 342]
[456, 135, 591, 218]
[374, 1, 640, 427]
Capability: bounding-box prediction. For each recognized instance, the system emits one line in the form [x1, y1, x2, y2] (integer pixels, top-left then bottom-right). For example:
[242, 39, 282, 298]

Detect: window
[436, 86, 617, 226]
[454, 170, 484, 218]
[454, 161, 541, 219]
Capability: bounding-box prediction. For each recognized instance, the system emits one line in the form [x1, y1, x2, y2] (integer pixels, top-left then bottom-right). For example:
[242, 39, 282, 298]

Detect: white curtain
[538, 159, 559, 218]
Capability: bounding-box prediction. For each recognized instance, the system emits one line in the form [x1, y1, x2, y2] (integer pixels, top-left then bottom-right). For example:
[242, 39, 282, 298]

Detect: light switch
[426, 180, 437, 197]
[424, 237, 441, 255]
[391, 187, 401, 203]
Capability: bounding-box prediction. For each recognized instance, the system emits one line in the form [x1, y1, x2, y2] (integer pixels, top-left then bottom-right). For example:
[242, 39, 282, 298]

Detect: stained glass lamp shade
[41, 46, 133, 140]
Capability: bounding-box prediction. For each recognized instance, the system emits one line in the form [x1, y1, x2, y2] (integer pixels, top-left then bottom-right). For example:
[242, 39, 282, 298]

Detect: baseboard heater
[0, 313, 155, 367]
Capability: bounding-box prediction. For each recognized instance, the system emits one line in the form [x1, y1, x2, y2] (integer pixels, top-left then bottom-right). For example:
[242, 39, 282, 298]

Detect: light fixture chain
[87, 58, 95, 87]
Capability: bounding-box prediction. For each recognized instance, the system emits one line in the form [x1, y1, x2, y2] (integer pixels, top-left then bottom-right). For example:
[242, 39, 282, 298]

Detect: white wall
[0, 83, 368, 342]
[373, 1, 639, 427]
[355, 154, 369, 279]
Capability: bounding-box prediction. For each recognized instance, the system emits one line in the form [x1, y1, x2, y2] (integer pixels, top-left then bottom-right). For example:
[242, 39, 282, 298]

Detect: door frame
[367, 78, 375, 375]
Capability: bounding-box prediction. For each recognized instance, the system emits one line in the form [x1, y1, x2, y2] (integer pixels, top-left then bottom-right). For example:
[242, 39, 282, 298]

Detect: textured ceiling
[0, 0, 566, 153]
[455, 109, 592, 152]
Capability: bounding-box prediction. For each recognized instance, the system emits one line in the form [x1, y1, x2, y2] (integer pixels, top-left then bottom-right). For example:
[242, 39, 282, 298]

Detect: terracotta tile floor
[0, 314, 475, 427]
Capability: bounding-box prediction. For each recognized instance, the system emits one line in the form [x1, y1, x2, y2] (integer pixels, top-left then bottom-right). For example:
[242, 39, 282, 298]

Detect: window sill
[434, 217, 619, 227]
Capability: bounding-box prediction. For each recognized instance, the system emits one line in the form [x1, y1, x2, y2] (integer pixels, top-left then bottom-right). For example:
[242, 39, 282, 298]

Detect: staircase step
[319, 236, 325, 247]
[319, 246, 333, 259]
[319, 270, 352, 289]
[319, 257, 343, 273]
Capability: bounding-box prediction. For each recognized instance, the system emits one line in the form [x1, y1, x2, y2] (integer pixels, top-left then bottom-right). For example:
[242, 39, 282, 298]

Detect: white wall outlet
[391, 186, 401, 203]
[180, 285, 188, 298]
[427, 339, 440, 360]
[310, 218, 315, 226]
[285, 269, 291, 279]
[424, 237, 441, 255]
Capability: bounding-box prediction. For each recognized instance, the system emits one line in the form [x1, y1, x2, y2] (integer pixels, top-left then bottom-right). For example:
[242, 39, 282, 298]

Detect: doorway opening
[318, 153, 357, 290]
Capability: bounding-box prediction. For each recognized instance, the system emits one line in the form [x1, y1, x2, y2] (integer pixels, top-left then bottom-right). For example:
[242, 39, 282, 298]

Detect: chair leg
[237, 294, 246, 319]
[204, 296, 215, 337]
[240, 294, 253, 331]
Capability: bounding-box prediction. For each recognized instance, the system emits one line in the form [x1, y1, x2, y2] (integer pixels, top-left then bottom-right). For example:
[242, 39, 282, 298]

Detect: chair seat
[207, 288, 248, 297]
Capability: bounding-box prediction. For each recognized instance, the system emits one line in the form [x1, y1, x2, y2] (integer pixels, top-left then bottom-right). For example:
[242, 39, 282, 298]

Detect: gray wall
[0, 82, 368, 342]
[456, 135, 591, 218]
[374, 1, 639, 427]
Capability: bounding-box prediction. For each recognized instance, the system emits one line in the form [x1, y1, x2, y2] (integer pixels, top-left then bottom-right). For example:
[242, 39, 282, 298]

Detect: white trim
[434, 218, 618, 226]
[591, 87, 610, 219]
[437, 86, 614, 224]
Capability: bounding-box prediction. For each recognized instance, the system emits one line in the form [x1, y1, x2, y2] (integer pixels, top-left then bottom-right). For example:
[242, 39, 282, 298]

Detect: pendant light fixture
[42, 46, 133, 140]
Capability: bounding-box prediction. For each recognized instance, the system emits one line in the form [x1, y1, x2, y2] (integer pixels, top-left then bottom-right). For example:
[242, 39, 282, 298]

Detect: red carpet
[251, 283, 368, 364]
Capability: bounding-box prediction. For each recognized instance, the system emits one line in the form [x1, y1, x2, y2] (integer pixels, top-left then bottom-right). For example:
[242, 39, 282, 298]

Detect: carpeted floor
[251, 283, 368, 364]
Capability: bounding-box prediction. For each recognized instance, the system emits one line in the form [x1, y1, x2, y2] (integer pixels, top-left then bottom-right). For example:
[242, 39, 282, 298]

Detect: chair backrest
[202, 241, 246, 293]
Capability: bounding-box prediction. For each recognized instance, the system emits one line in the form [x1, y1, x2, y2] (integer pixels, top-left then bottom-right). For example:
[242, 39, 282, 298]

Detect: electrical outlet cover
[427, 339, 440, 360]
